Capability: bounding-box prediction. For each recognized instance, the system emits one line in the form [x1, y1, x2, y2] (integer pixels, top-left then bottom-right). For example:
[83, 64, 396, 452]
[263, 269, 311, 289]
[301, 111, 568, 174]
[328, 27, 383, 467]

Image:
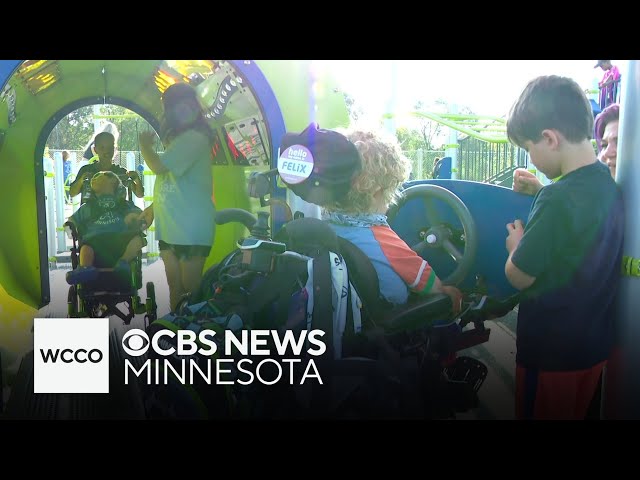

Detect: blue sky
[316, 60, 626, 124]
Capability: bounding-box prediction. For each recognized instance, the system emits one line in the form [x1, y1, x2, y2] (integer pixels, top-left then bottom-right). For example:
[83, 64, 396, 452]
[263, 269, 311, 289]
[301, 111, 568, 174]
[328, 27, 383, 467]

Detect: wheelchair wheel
[67, 286, 79, 317]
[145, 282, 157, 325]
[134, 256, 143, 289]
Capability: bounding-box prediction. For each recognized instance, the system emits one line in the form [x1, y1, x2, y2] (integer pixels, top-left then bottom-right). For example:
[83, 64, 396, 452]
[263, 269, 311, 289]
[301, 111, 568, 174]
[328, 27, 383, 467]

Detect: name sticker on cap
[278, 145, 314, 185]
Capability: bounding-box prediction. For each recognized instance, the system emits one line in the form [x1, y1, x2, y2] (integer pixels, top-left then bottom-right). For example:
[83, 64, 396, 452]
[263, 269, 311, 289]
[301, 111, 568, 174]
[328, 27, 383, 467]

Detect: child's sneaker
[66, 266, 98, 285]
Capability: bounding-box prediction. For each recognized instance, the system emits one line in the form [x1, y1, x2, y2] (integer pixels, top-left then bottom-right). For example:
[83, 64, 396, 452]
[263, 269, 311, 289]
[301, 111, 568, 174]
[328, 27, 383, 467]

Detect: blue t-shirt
[154, 129, 215, 246]
[511, 161, 624, 371]
[69, 194, 142, 241]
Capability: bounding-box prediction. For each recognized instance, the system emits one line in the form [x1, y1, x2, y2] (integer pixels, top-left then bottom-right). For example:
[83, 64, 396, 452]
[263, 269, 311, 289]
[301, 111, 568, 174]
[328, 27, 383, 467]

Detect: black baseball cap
[594, 60, 609, 68]
[278, 123, 361, 206]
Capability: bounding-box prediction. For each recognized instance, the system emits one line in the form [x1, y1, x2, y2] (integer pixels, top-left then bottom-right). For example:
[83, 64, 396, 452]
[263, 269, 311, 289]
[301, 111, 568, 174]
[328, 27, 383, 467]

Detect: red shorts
[515, 361, 605, 420]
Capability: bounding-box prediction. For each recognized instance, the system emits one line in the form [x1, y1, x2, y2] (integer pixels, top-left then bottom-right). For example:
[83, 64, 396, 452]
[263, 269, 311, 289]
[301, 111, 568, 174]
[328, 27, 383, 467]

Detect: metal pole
[126, 151, 144, 210]
[608, 59, 640, 419]
[416, 148, 423, 180]
[52, 151, 66, 253]
[69, 151, 81, 214]
[446, 103, 458, 179]
[93, 105, 102, 133]
[143, 170, 158, 260]
[45, 171, 56, 264]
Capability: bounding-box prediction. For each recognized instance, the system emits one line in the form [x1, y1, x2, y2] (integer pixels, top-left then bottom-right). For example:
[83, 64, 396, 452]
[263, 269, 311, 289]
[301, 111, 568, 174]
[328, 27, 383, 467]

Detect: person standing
[138, 83, 216, 312]
[504, 75, 624, 420]
[595, 60, 621, 109]
[69, 131, 144, 204]
[594, 103, 620, 178]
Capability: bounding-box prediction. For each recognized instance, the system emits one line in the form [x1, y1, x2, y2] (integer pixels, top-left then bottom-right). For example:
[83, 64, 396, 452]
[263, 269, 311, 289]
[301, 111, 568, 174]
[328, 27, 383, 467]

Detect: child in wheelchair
[65, 170, 146, 288]
[138, 126, 501, 419]
[279, 124, 463, 312]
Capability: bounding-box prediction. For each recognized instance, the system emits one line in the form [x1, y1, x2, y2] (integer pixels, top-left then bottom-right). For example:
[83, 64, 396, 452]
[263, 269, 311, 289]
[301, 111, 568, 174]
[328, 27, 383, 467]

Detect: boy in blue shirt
[504, 75, 624, 419]
[66, 171, 146, 284]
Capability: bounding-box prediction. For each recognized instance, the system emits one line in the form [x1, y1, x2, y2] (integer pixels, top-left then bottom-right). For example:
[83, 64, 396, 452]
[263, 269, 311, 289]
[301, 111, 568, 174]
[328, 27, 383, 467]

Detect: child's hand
[441, 285, 463, 315]
[124, 212, 140, 227]
[506, 219, 525, 254]
[513, 169, 543, 196]
[138, 207, 154, 230]
[139, 131, 156, 147]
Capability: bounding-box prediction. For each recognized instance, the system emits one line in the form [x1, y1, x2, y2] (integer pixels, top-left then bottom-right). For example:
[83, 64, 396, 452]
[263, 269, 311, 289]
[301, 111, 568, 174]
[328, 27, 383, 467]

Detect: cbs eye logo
[122, 329, 150, 356]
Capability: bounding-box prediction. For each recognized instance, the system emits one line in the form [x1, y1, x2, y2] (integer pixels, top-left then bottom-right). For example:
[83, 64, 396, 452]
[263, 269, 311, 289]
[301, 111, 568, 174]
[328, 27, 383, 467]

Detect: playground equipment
[398, 97, 604, 187]
[0, 60, 349, 311]
[391, 111, 529, 186]
[1, 59, 639, 419]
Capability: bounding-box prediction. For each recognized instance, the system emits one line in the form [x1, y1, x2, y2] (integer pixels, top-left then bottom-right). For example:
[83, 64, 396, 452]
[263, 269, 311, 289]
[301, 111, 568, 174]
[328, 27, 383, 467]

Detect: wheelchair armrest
[380, 293, 452, 332]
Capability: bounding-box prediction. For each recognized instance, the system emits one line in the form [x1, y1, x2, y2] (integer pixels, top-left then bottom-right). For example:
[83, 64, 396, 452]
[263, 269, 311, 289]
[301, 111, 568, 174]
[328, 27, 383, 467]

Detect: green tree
[396, 127, 424, 151]
[395, 101, 446, 153]
[47, 104, 154, 152]
[413, 101, 443, 151]
[48, 105, 94, 150]
[97, 104, 154, 151]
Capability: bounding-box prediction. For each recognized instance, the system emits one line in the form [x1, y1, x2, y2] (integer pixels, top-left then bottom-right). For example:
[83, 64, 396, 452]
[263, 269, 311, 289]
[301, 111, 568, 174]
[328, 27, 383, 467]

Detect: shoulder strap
[310, 251, 333, 417]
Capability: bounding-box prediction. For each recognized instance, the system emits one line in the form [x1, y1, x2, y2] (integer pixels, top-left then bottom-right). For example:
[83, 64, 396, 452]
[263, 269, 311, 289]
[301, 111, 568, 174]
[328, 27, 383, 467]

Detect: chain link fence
[403, 141, 528, 186]
[403, 149, 445, 180]
[48, 149, 145, 175]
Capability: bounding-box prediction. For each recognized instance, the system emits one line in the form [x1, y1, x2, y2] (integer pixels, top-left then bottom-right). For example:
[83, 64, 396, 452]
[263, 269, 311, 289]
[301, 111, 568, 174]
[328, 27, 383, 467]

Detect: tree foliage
[47, 104, 154, 152]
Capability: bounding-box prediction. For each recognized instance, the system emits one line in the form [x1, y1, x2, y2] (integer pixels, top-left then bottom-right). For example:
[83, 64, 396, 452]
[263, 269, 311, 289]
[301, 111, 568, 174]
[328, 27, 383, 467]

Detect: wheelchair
[64, 179, 157, 326]
[128, 178, 519, 420]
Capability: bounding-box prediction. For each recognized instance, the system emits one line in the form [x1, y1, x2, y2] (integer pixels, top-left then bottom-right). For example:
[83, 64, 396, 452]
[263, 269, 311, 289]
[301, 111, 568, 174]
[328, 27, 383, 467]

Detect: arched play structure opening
[0, 60, 349, 357]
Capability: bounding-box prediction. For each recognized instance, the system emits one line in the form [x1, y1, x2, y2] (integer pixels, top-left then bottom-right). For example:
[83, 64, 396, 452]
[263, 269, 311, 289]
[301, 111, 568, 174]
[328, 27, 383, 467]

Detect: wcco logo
[34, 318, 109, 394]
[40, 348, 104, 364]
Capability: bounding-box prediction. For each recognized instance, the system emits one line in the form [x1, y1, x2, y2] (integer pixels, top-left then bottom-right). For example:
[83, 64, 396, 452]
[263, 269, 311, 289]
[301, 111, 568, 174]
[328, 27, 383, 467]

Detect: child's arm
[373, 226, 437, 293]
[124, 204, 144, 228]
[127, 171, 145, 198]
[142, 130, 209, 177]
[513, 169, 544, 196]
[67, 204, 90, 233]
[139, 131, 169, 174]
[505, 223, 536, 291]
[138, 204, 154, 230]
[124, 212, 141, 227]
[505, 189, 557, 290]
[372, 225, 462, 312]
[69, 166, 93, 197]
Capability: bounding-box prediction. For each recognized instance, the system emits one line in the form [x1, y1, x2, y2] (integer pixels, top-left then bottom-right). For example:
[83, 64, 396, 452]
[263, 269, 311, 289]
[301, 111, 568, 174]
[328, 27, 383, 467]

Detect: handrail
[383, 111, 509, 144]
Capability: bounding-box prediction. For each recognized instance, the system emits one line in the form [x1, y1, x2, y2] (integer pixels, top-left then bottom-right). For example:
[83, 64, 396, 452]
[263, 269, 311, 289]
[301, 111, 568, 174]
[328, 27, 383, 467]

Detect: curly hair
[324, 129, 411, 214]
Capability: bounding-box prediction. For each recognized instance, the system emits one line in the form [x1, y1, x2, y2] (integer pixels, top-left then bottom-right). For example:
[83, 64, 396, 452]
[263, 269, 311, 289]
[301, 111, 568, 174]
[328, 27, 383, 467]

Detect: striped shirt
[323, 212, 436, 305]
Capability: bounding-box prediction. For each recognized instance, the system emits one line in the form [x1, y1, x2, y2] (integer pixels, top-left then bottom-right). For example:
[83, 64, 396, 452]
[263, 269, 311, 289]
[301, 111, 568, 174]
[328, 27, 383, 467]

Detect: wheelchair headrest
[276, 217, 339, 256]
[278, 123, 361, 207]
